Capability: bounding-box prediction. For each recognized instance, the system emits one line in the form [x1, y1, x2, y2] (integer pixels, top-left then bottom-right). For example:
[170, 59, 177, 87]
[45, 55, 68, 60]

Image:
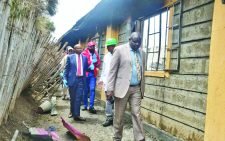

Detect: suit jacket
[82, 48, 101, 77]
[107, 43, 145, 98]
[63, 54, 88, 87]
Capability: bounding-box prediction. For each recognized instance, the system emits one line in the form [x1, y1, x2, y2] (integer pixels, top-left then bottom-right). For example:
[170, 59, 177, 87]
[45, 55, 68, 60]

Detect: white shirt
[100, 52, 113, 91]
[59, 54, 68, 71]
[76, 54, 83, 76]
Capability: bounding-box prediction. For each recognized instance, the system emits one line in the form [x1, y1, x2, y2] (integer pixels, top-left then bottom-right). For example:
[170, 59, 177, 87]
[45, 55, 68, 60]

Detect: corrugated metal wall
[0, 0, 62, 125]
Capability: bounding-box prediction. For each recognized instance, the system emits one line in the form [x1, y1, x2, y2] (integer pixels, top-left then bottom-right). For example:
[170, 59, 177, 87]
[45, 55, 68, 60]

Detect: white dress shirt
[59, 54, 68, 71]
[100, 52, 113, 91]
[76, 54, 83, 76]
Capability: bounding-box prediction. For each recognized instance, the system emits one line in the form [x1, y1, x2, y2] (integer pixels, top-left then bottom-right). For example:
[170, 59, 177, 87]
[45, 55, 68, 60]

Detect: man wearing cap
[63, 44, 88, 121]
[99, 38, 117, 127]
[107, 32, 145, 141]
[59, 46, 74, 100]
[82, 41, 101, 114]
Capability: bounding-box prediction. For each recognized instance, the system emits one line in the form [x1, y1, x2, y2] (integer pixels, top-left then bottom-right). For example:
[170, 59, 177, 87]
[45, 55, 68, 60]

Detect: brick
[178, 58, 209, 74]
[182, 3, 214, 26]
[183, 0, 213, 11]
[141, 108, 204, 141]
[144, 85, 207, 113]
[142, 98, 205, 130]
[180, 39, 210, 58]
[145, 75, 208, 93]
[181, 22, 212, 42]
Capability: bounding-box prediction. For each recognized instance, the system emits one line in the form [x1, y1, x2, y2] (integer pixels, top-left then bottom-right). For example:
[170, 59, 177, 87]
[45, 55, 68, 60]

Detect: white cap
[67, 46, 73, 51]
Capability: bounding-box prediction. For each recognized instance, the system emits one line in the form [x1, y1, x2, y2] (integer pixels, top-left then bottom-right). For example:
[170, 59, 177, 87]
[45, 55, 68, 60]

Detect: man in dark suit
[63, 44, 88, 121]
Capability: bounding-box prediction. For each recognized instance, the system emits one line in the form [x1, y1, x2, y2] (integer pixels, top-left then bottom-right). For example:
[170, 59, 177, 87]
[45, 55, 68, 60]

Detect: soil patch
[0, 93, 39, 141]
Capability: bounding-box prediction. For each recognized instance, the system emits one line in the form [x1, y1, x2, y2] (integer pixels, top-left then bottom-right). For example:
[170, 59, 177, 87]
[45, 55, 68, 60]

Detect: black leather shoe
[82, 108, 88, 111]
[89, 107, 97, 114]
[102, 119, 113, 127]
[74, 116, 86, 121]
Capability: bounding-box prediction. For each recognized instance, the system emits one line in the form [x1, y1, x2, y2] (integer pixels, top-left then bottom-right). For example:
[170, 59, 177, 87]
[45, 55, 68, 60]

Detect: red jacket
[82, 48, 101, 77]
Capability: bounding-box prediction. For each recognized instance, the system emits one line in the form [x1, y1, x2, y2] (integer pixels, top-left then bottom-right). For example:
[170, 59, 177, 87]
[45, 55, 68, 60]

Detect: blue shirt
[130, 48, 142, 85]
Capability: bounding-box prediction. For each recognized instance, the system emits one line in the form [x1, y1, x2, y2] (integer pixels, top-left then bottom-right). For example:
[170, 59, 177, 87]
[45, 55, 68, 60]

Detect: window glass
[142, 19, 149, 53]
[142, 9, 170, 71]
[149, 17, 155, 34]
[154, 15, 160, 33]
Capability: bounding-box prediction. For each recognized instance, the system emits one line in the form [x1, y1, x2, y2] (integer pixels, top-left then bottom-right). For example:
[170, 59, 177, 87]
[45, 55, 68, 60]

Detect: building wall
[141, 0, 214, 140]
[76, 0, 214, 140]
[118, 17, 132, 45]
[96, 33, 106, 100]
[204, 0, 225, 140]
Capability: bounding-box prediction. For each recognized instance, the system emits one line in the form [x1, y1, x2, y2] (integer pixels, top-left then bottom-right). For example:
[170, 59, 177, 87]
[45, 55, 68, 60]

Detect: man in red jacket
[82, 41, 101, 114]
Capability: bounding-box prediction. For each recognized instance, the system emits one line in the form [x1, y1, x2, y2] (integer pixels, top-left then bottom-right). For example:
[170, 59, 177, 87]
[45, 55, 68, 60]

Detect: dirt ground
[0, 88, 153, 141]
[0, 91, 40, 141]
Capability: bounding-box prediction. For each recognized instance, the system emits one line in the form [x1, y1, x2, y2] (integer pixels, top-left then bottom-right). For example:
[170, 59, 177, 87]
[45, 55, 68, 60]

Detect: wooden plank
[144, 85, 207, 113]
[174, 2, 181, 15]
[145, 74, 208, 93]
[181, 22, 212, 42]
[0, 29, 10, 78]
[173, 15, 180, 26]
[172, 29, 179, 44]
[164, 0, 177, 7]
[165, 6, 174, 72]
[144, 71, 166, 77]
[182, 3, 214, 26]
[141, 108, 204, 141]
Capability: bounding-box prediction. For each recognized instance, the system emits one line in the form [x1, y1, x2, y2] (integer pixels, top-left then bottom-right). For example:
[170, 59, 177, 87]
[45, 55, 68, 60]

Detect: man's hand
[97, 80, 103, 85]
[63, 80, 68, 88]
[60, 72, 63, 78]
[106, 91, 114, 100]
[89, 64, 94, 70]
[97, 80, 103, 89]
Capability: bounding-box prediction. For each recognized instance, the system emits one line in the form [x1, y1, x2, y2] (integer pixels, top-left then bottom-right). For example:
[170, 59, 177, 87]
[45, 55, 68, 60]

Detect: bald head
[74, 44, 82, 49]
[129, 32, 141, 41]
[74, 44, 83, 54]
[129, 32, 142, 51]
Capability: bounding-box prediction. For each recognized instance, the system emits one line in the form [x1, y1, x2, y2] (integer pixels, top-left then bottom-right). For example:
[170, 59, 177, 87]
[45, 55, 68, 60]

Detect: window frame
[142, 6, 174, 78]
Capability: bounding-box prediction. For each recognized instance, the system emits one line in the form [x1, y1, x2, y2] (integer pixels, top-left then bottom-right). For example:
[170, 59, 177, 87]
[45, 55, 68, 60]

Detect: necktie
[134, 52, 141, 81]
[77, 54, 81, 76]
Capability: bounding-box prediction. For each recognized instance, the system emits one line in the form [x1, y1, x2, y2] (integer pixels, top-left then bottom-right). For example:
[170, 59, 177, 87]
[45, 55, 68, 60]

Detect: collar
[129, 43, 140, 52]
[130, 47, 140, 53]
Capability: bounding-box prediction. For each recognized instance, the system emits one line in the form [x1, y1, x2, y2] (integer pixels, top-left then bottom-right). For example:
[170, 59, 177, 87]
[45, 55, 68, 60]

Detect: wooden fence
[0, 0, 64, 125]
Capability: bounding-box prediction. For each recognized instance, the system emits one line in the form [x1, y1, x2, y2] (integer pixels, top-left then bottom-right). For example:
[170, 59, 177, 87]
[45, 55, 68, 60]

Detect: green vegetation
[9, 0, 58, 34]
[35, 16, 56, 34]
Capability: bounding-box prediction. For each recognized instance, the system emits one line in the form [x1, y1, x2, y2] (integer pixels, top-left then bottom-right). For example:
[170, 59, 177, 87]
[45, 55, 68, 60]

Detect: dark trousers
[68, 77, 84, 117]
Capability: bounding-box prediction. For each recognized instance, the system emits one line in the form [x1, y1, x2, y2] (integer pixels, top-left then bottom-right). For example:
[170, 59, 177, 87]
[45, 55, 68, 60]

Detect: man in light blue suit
[63, 44, 89, 121]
